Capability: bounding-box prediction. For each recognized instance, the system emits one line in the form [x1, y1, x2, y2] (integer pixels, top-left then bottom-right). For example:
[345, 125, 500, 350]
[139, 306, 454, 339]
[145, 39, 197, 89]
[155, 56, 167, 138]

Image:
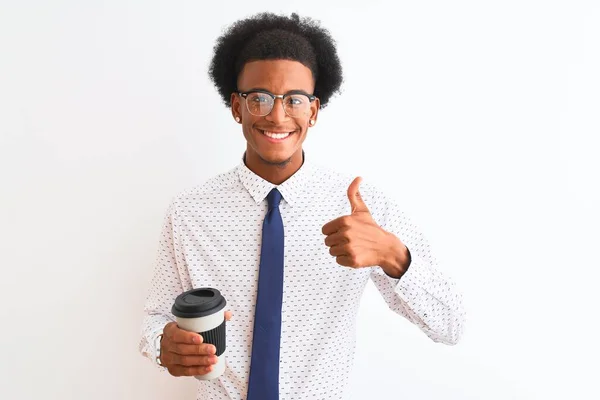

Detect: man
[139, 12, 465, 400]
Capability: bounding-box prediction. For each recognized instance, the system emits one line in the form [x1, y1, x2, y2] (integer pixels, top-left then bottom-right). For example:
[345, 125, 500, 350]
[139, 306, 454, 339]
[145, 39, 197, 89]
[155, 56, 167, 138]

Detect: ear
[309, 97, 320, 123]
[231, 92, 242, 121]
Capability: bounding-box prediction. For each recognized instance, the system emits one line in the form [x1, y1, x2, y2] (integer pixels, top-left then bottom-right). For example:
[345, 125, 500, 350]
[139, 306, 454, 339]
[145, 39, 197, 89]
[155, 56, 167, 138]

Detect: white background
[1, 1, 598, 399]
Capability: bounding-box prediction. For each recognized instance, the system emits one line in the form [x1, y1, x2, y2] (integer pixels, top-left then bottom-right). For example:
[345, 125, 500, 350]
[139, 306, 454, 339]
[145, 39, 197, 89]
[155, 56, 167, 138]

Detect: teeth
[263, 131, 291, 139]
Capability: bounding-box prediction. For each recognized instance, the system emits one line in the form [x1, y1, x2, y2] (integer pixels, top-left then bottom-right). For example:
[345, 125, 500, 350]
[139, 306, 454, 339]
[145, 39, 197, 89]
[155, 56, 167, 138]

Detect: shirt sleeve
[138, 200, 189, 368]
[369, 193, 466, 345]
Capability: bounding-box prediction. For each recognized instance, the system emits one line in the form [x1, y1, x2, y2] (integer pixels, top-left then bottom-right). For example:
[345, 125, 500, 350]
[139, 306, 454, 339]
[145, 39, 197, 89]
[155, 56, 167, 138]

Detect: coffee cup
[171, 288, 227, 380]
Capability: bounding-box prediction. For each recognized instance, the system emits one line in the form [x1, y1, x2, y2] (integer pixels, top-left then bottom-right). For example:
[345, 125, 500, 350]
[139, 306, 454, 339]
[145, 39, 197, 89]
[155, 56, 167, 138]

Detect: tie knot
[267, 188, 282, 209]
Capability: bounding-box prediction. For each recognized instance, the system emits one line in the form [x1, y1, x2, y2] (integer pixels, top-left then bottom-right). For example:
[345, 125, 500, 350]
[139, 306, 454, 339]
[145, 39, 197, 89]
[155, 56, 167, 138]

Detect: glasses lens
[245, 92, 273, 116]
[284, 94, 311, 118]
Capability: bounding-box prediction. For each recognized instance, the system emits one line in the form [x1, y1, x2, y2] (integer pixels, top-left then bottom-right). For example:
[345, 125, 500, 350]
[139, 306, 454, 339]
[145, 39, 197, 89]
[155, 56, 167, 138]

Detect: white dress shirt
[139, 154, 465, 400]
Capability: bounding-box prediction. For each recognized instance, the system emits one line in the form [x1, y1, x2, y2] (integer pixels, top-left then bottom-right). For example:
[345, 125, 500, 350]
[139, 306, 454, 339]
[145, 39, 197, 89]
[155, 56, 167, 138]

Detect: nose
[264, 97, 289, 124]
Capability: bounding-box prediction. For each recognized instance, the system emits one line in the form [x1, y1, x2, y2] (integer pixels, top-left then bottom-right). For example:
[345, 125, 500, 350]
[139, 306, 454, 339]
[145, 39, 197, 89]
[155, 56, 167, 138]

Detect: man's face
[231, 59, 320, 166]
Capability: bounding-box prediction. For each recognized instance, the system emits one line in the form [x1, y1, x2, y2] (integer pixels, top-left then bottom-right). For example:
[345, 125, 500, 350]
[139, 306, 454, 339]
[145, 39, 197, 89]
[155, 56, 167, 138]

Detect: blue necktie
[247, 188, 284, 400]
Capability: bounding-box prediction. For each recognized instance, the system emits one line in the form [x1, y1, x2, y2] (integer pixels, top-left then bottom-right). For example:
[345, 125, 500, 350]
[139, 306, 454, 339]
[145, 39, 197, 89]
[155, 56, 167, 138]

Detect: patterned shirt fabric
[139, 153, 465, 400]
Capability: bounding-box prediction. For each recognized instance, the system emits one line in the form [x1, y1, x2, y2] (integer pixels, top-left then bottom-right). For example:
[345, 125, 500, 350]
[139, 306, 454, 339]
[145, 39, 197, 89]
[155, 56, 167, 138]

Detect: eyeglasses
[238, 89, 317, 118]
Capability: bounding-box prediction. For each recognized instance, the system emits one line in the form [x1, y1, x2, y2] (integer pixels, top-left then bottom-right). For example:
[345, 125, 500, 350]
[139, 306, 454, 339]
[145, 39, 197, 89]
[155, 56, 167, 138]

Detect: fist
[160, 311, 232, 377]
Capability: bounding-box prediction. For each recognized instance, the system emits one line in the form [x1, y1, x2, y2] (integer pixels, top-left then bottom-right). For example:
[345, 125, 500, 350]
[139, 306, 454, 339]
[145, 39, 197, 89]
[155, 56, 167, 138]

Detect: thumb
[347, 176, 369, 214]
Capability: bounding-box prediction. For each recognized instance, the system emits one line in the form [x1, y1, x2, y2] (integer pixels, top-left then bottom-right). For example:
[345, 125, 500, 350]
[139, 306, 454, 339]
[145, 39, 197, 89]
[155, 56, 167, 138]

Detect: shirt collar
[236, 151, 312, 207]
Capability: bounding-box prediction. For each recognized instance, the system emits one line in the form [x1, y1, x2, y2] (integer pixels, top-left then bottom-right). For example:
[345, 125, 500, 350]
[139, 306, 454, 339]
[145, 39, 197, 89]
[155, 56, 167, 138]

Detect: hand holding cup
[160, 311, 232, 377]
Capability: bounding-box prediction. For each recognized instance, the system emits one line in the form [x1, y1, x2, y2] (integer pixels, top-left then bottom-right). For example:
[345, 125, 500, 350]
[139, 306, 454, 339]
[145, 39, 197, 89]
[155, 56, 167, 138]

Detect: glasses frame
[238, 89, 317, 118]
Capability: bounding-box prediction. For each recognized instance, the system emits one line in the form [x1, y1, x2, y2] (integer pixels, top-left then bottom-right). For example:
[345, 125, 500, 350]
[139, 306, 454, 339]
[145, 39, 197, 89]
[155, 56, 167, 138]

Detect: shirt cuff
[151, 328, 166, 368]
[395, 254, 433, 298]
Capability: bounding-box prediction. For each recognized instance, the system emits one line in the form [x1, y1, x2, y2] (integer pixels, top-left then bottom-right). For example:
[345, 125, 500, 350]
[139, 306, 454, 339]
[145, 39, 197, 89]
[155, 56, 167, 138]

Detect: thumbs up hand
[321, 177, 410, 277]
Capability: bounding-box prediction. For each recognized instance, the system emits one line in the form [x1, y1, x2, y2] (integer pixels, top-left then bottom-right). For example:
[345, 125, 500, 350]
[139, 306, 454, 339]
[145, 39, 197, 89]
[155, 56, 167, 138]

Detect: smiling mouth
[257, 129, 295, 140]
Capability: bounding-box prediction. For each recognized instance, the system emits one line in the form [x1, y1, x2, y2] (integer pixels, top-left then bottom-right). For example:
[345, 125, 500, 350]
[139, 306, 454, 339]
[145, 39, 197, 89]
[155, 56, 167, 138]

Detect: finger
[225, 311, 232, 321]
[166, 323, 203, 344]
[329, 244, 349, 257]
[336, 255, 357, 267]
[164, 352, 218, 367]
[322, 216, 352, 236]
[169, 364, 214, 377]
[347, 177, 369, 214]
[324, 231, 350, 247]
[169, 342, 217, 356]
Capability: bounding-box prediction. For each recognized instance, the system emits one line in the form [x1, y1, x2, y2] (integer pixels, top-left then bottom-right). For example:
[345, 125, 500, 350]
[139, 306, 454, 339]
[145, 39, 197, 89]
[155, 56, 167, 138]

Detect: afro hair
[208, 12, 343, 109]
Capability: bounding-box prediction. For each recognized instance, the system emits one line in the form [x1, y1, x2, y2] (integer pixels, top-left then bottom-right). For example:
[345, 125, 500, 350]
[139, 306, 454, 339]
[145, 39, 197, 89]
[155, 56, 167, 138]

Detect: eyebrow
[243, 88, 313, 96]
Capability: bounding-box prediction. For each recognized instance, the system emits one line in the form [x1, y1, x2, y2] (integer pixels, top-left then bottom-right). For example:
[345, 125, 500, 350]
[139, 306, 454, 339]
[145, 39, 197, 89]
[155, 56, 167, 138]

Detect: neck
[244, 149, 304, 185]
